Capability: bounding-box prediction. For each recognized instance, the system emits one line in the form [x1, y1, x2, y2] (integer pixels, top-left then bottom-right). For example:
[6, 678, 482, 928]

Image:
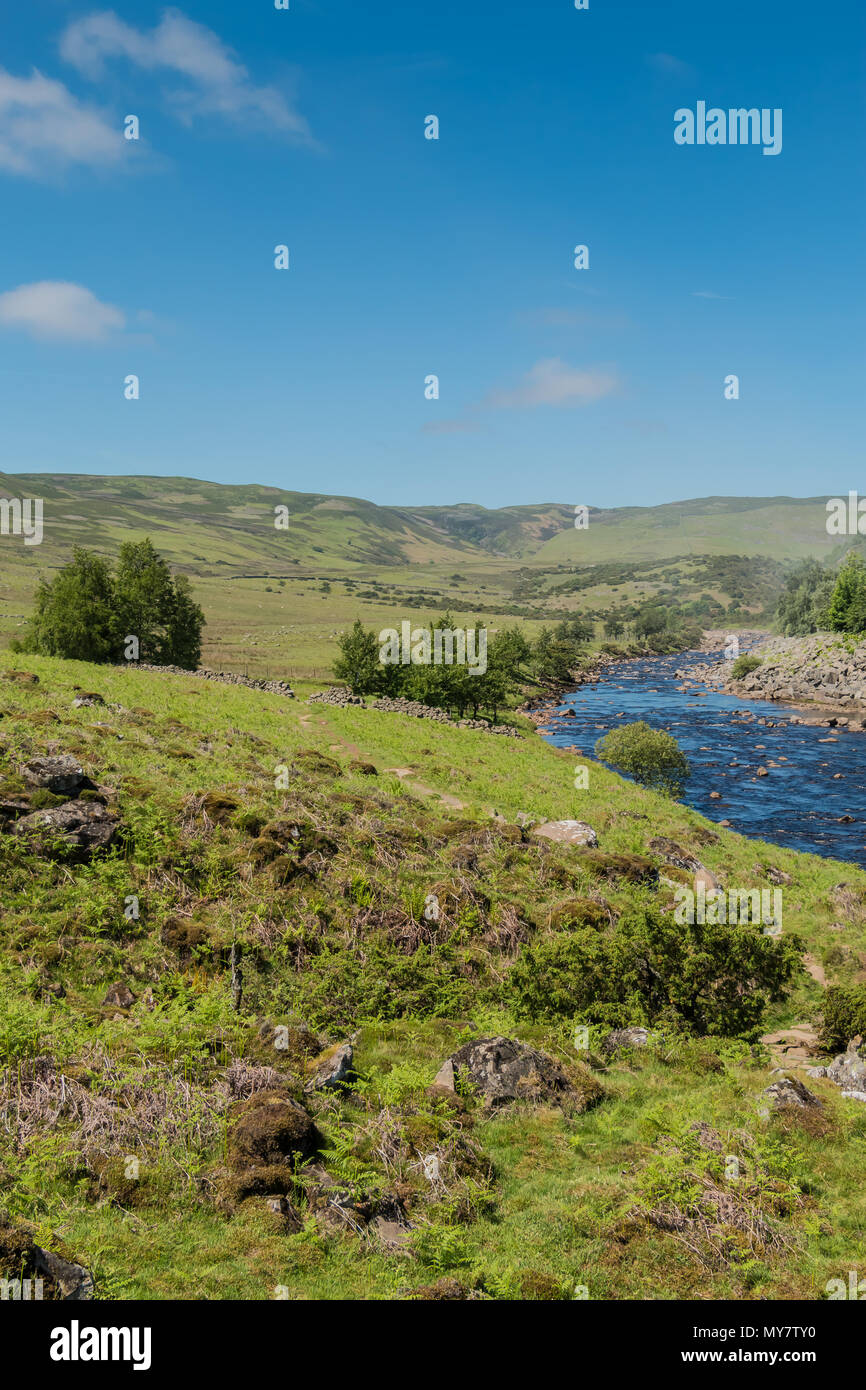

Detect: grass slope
[1, 654, 865, 1300]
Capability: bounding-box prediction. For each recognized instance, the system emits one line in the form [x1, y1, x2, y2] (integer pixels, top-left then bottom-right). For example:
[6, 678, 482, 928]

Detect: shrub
[507, 906, 801, 1040]
[594, 721, 690, 797]
[820, 985, 866, 1052]
[731, 655, 762, 680]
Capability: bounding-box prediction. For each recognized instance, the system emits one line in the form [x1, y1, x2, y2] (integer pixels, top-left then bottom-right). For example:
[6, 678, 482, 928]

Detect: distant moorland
[0, 476, 855, 681]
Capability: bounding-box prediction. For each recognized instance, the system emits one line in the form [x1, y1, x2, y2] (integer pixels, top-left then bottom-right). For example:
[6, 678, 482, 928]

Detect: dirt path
[383, 766, 465, 810]
[761, 1025, 820, 1068]
[803, 953, 827, 987]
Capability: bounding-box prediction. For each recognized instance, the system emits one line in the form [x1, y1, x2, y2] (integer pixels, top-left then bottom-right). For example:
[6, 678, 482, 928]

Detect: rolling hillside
[0, 475, 846, 575]
[0, 474, 851, 678]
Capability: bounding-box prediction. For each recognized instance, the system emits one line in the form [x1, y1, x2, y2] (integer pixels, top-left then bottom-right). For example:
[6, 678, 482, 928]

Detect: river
[541, 649, 866, 869]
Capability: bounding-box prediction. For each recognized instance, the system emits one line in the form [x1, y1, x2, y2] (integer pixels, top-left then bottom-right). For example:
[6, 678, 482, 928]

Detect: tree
[554, 616, 595, 645]
[633, 606, 667, 641]
[23, 548, 118, 662]
[333, 619, 381, 693]
[827, 553, 866, 633]
[489, 624, 532, 676]
[114, 539, 177, 663]
[17, 538, 205, 669]
[776, 558, 834, 635]
[595, 721, 690, 797]
[167, 574, 205, 669]
[532, 626, 582, 683]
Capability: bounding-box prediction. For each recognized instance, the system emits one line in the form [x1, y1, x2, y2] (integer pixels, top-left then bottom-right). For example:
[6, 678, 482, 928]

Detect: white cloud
[0, 67, 121, 175]
[0, 281, 125, 340]
[647, 52, 695, 78]
[60, 8, 312, 140]
[486, 358, 619, 410]
[691, 290, 730, 300]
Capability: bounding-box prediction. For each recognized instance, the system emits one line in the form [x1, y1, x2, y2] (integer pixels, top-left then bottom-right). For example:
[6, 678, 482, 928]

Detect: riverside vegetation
[3, 490, 866, 1300]
[2, 653, 866, 1301]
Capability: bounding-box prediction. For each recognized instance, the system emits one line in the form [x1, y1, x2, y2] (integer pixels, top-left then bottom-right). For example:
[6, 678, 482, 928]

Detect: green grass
[0, 473, 851, 677]
[1, 651, 865, 1300]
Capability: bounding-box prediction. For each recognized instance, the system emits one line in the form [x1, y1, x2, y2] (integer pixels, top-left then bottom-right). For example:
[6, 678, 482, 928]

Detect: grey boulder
[13, 800, 120, 859]
[20, 755, 94, 796]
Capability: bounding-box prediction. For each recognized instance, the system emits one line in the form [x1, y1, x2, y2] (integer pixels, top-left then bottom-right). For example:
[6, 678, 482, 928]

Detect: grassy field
[0, 473, 849, 677]
[1, 652, 865, 1300]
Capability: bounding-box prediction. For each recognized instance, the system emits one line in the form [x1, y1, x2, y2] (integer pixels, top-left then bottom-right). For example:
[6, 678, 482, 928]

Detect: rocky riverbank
[519, 655, 623, 731]
[679, 633, 866, 728]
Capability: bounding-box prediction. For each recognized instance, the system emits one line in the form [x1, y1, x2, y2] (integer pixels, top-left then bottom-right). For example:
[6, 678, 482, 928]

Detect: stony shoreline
[679, 632, 866, 730]
[520, 632, 866, 737]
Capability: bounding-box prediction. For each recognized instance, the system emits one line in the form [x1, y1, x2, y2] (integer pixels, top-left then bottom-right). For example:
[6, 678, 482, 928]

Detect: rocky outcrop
[33, 1248, 94, 1300]
[227, 1090, 318, 1171]
[689, 634, 866, 719]
[603, 1027, 650, 1054]
[531, 820, 599, 848]
[763, 1074, 822, 1110]
[809, 1043, 866, 1101]
[434, 1036, 600, 1111]
[102, 981, 135, 1010]
[13, 800, 121, 860]
[20, 754, 94, 796]
[304, 1043, 354, 1093]
[0, 1215, 93, 1300]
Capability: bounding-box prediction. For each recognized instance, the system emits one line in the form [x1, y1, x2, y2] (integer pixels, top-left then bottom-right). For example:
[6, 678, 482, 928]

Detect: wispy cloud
[691, 290, 731, 300]
[60, 8, 313, 141]
[0, 281, 125, 340]
[646, 52, 695, 79]
[485, 358, 619, 410]
[0, 67, 121, 176]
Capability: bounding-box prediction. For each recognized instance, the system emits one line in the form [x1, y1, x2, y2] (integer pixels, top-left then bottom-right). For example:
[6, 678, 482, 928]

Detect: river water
[542, 650, 866, 869]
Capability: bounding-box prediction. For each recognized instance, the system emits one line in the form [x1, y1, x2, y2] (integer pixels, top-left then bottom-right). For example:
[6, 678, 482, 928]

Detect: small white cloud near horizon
[0, 67, 122, 176]
[0, 281, 125, 340]
[60, 8, 313, 141]
[486, 358, 619, 410]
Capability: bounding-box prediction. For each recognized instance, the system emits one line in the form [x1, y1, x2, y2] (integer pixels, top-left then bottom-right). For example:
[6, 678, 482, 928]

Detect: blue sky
[0, 0, 862, 509]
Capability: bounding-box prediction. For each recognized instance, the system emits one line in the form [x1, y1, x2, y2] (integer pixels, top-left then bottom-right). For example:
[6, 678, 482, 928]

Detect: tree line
[12, 540, 205, 669]
[333, 615, 599, 719]
[777, 550, 866, 636]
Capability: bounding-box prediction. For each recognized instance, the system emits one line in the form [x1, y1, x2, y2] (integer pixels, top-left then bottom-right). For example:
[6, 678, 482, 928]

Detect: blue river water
[542, 650, 866, 869]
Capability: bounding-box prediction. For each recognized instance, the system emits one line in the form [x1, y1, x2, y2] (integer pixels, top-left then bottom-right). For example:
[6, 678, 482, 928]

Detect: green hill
[0, 474, 851, 678]
[0, 653, 863, 1300]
